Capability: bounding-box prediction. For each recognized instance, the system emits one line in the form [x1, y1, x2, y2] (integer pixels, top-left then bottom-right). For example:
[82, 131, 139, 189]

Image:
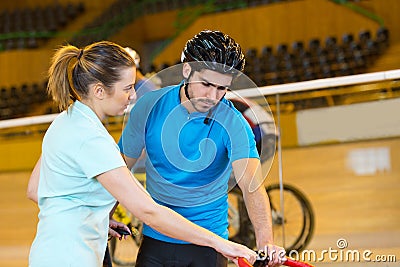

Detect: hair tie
[77, 49, 84, 60]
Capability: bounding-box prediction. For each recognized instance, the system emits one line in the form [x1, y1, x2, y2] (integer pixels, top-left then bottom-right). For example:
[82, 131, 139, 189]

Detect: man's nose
[206, 87, 218, 99]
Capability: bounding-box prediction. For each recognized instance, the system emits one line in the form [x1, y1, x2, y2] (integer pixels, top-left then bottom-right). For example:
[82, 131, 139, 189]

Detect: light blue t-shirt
[119, 82, 258, 243]
[29, 101, 126, 267]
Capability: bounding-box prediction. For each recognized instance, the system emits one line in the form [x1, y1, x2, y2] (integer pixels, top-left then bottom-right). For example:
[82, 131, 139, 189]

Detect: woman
[27, 41, 256, 267]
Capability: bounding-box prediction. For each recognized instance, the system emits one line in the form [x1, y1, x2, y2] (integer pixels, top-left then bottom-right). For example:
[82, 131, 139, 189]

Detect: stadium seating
[0, 2, 85, 51]
[239, 27, 390, 86]
[0, 82, 49, 120]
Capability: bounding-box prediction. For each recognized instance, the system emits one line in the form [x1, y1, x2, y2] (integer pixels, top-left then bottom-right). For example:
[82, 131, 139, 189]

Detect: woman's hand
[108, 218, 131, 240]
[216, 238, 257, 266]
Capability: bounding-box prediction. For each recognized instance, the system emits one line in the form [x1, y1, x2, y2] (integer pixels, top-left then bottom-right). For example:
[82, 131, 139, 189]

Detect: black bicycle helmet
[181, 30, 245, 74]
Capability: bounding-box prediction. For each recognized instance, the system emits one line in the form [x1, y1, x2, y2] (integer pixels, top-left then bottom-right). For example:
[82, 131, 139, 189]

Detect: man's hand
[259, 244, 286, 267]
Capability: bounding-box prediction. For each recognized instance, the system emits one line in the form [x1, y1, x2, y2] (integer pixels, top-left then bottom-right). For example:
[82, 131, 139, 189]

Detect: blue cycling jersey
[119, 81, 258, 243]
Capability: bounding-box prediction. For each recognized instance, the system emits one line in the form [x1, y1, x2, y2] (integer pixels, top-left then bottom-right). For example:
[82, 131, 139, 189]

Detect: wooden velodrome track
[0, 138, 399, 266]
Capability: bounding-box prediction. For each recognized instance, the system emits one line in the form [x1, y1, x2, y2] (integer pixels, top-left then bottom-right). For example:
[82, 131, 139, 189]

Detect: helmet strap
[184, 81, 191, 101]
[183, 70, 195, 100]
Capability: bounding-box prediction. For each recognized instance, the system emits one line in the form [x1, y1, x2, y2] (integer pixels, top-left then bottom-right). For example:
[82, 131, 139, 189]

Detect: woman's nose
[129, 89, 137, 101]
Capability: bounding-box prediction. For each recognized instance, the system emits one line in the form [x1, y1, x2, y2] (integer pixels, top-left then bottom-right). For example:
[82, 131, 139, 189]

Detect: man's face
[187, 69, 233, 113]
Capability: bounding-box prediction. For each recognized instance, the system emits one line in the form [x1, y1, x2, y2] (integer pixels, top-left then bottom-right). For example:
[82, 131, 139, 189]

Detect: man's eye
[201, 82, 212, 87]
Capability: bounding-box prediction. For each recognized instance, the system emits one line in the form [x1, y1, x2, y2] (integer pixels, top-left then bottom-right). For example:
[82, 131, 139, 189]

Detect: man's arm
[232, 158, 285, 265]
[121, 154, 138, 171]
[232, 158, 273, 246]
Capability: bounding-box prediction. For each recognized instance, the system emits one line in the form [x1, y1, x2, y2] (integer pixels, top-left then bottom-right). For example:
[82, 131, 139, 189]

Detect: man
[119, 30, 284, 267]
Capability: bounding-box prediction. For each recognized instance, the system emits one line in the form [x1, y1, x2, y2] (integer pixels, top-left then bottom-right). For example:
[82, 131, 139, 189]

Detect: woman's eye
[125, 85, 134, 91]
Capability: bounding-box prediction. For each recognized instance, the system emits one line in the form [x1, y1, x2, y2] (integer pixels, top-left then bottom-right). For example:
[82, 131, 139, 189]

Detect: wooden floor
[1, 138, 399, 266]
[0, 171, 38, 267]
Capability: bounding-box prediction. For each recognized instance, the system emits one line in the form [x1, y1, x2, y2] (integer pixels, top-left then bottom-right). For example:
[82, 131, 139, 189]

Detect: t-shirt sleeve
[228, 113, 260, 162]
[118, 97, 148, 159]
[78, 135, 126, 179]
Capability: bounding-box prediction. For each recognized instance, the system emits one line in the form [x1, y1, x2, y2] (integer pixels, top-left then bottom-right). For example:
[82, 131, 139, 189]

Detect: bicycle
[228, 183, 315, 253]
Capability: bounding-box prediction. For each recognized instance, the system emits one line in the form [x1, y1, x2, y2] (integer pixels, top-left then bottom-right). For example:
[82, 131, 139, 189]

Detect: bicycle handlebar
[238, 256, 315, 267]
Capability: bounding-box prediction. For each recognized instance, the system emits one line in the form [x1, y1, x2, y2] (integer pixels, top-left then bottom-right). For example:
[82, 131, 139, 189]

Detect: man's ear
[93, 83, 105, 99]
[182, 63, 192, 79]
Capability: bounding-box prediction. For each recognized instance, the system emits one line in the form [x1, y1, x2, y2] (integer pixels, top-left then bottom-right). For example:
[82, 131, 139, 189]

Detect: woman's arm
[97, 166, 257, 262]
[27, 156, 41, 203]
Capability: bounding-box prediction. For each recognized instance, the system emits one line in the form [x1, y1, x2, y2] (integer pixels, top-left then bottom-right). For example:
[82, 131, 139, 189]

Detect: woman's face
[104, 67, 136, 116]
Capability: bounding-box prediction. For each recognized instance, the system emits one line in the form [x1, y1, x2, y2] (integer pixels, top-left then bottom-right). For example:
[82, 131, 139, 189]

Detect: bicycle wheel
[266, 183, 314, 252]
[228, 183, 314, 252]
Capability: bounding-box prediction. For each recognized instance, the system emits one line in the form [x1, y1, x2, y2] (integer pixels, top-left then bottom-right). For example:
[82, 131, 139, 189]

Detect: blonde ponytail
[47, 45, 81, 111]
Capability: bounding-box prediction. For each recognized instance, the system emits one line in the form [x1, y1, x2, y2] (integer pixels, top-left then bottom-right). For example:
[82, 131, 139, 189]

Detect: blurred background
[0, 0, 399, 266]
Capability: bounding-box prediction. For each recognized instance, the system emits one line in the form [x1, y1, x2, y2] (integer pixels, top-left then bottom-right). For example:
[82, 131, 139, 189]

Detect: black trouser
[103, 244, 113, 267]
[136, 236, 228, 267]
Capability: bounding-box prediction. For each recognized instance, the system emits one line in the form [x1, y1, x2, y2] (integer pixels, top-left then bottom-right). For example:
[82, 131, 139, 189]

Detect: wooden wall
[357, 0, 400, 42]
[0, 0, 113, 10]
[0, 49, 52, 88]
[0, 0, 397, 87]
[112, 0, 399, 67]
[151, 0, 381, 66]
[0, 0, 115, 88]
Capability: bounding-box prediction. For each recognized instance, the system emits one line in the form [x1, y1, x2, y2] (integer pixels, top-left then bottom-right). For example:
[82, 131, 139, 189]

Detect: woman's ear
[182, 63, 192, 79]
[93, 83, 105, 99]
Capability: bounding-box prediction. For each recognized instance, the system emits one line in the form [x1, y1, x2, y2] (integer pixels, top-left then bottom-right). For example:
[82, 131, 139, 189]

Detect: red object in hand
[283, 257, 314, 267]
[238, 257, 252, 267]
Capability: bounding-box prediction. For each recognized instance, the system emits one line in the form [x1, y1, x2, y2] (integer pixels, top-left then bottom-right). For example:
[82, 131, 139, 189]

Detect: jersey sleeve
[78, 135, 126, 179]
[228, 112, 260, 162]
[118, 96, 148, 159]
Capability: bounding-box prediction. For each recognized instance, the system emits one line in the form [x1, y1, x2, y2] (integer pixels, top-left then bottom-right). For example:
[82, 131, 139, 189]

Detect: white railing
[0, 69, 399, 130]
